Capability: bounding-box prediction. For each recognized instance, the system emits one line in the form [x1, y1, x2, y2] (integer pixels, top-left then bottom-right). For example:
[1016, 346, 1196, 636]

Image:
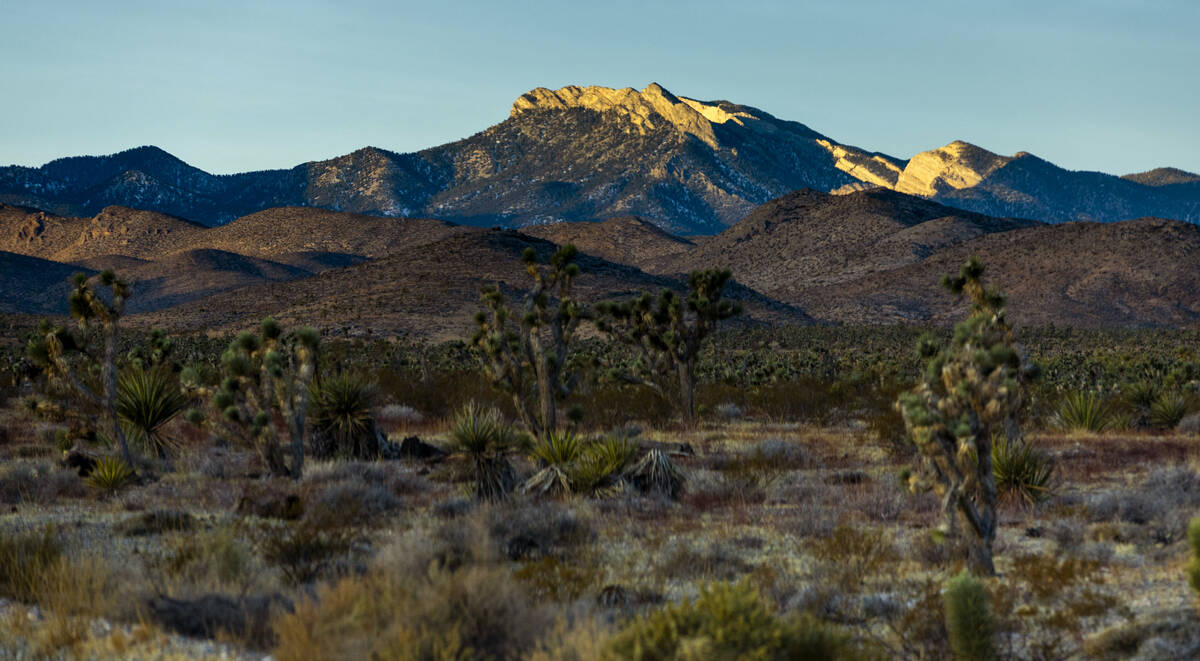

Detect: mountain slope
[662, 188, 1038, 298]
[804, 217, 1200, 327]
[521, 216, 695, 268]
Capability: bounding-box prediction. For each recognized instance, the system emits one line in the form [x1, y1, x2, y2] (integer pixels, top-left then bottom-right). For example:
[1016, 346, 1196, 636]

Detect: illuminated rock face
[894, 141, 1011, 197]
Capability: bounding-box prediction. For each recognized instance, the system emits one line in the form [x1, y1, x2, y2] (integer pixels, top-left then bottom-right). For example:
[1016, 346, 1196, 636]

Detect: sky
[1, 0, 1197, 175]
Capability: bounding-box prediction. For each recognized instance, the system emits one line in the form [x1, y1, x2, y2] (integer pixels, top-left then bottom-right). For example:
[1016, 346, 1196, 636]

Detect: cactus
[190, 318, 319, 479]
[471, 244, 587, 438]
[897, 258, 1037, 575]
[24, 271, 137, 465]
[944, 570, 998, 661]
[595, 269, 741, 427]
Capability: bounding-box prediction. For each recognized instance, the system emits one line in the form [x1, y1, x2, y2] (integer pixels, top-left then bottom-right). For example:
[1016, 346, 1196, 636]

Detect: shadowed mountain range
[5, 186, 1200, 338]
[3, 84, 1198, 234]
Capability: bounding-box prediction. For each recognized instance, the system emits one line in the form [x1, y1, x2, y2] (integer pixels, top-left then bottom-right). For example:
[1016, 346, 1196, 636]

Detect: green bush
[944, 571, 997, 661]
[992, 437, 1054, 506]
[607, 581, 853, 660]
[1054, 391, 1113, 433]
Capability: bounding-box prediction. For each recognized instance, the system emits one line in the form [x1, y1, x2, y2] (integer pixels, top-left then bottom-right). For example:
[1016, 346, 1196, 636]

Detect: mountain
[0, 252, 87, 315]
[1122, 167, 1200, 187]
[3, 84, 1197, 232]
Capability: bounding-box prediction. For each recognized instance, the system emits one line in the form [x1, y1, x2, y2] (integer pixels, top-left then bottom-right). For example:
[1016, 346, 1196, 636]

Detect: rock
[118, 509, 197, 536]
[63, 450, 98, 477]
[394, 435, 448, 461]
[1176, 412, 1200, 435]
[146, 594, 290, 645]
[236, 485, 304, 520]
[824, 470, 870, 485]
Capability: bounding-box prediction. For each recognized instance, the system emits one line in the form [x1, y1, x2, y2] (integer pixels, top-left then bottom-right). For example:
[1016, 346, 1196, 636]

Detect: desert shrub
[990, 552, 1128, 660]
[991, 436, 1054, 506]
[658, 540, 754, 582]
[513, 555, 603, 602]
[153, 523, 259, 595]
[487, 500, 594, 561]
[309, 372, 379, 460]
[258, 509, 358, 585]
[1149, 391, 1188, 428]
[116, 365, 186, 457]
[607, 580, 853, 660]
[86, 455, 135, 491]
[944, 571, 997, 661]
[1053, 391, 1113, 433]
[0, 527, 62, 602]
[0, 460, 87, 505]
[117, 509, 197, 536]
[304, 480, 400, 528]
[448, 402, 522, 501]
[273, 552, 553, 661]
[809, 522, 899, 595]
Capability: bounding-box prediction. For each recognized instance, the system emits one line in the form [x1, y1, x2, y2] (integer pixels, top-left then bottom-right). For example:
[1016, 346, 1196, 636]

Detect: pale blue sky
[1, 0, 1196, 175]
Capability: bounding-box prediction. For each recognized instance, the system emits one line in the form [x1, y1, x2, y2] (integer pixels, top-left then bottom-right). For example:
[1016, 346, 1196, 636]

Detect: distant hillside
[805, 217, 1200, 327]
[521, 216, 695, 268]
[7, 83, 1194, 233]
[131, 230, 807, 340]
[8, 188, 1200, 334]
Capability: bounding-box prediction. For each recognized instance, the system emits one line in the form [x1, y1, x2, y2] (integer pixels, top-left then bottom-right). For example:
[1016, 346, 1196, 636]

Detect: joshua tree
[471, 244, 587, 438]
[897, 258, 1036, 575]
[595, 269, 742, 426]
[24, 271, 137, 464]
[189, 318, 319, 479]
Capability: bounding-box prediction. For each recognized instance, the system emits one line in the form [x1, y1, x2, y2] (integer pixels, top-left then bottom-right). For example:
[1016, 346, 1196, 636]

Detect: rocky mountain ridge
[6, 83, 1196, 232]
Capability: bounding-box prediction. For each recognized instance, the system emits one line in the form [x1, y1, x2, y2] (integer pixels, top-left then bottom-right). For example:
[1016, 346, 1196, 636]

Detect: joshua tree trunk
[679, 359, 697, 428]
[102, 319, 134, 465]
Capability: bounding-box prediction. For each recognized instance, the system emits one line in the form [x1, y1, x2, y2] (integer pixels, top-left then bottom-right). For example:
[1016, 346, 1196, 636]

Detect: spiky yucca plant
[1149, 391, 1188, 429]
[992, 436, 1054, 507]
[449, 402, 520, 501]
[574, 434, 640, 494]
[309, 372, 378, 460]
[624, 449, 685, 499]
[1054, 391, 1112, 433]
[87, 456, 135, 492]
[117, 365, 186, 457]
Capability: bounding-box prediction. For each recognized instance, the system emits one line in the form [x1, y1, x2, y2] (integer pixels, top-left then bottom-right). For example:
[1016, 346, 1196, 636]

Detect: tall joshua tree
[188, 318, 319, 479]
[25, 271, 136, 464]
[595, 269, 741, 426]
[472, 244, 586, 438]
[897, 257, 1037, 575]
